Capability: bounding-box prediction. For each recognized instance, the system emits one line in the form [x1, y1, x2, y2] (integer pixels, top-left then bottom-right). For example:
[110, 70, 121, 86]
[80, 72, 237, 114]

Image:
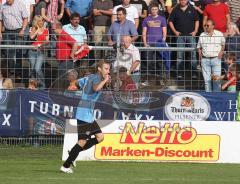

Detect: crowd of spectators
[0, 0, 239, 92]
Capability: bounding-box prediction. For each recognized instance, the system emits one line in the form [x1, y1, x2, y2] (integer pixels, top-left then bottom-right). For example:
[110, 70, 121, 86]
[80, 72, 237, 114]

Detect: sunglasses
[204, 24, 212, 28]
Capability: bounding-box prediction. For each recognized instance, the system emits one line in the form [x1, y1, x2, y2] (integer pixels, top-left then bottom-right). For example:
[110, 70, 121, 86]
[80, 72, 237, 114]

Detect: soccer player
[60, 60, 111, 173]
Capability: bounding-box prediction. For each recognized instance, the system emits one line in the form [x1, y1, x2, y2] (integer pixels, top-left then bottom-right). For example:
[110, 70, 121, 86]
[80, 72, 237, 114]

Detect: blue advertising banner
[0, 90, 20, 136]
[0, 89, 238, 136]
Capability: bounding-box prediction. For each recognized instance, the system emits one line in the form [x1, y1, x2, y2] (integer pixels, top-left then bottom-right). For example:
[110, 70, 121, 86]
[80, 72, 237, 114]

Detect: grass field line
[1, 176, 240, 182]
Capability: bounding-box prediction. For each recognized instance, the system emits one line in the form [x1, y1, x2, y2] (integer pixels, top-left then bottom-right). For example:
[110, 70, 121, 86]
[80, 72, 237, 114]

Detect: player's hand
[104, 74, 111, 83]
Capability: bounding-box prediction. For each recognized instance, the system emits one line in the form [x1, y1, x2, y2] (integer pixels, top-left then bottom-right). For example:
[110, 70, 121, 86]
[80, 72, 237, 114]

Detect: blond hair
[32, 15, 44, 29]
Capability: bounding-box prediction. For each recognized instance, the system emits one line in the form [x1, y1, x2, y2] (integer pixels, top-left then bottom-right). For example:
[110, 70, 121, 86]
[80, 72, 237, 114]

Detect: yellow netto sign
[95, 122, 220, 161]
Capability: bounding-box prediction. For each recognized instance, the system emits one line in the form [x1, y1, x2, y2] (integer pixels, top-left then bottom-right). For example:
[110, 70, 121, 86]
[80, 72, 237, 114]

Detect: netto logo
[165, 92, 210, 121]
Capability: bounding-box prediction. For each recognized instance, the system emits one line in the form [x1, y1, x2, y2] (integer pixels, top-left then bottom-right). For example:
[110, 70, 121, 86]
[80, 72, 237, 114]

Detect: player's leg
[61, 122, 89, 172]
[83, 121, 104, 150]
[83, 133, 104, 150]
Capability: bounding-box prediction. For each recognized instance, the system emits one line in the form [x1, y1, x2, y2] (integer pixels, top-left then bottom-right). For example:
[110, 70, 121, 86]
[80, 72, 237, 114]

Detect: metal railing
[0, 33, 239, 92]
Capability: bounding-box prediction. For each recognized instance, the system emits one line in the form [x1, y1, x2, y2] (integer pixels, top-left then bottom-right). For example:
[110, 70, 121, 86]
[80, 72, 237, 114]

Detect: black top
[169, 5, 199, 35]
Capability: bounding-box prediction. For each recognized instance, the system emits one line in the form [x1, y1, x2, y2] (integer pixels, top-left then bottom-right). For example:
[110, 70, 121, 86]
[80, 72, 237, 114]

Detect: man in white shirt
[112, 0, 139, 28]
[113, 35, 141, 83]
[197, 19, 225, 92]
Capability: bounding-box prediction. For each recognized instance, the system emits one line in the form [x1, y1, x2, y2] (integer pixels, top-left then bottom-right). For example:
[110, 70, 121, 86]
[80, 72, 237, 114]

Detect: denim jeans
[176, 36, 197, 74]
[29, 49, 45, 88]
[3, 30, 23, 76]
[145, 41, 171, 78]
[201, 57, 221, 92]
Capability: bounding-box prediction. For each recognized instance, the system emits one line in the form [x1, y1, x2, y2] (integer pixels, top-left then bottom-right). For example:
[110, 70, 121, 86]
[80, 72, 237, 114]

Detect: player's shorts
[77, 120, 102, 140]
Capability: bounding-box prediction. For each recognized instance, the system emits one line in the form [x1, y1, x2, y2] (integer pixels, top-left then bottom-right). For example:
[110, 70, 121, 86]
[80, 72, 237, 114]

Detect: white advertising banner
[62, 119, 240, 163]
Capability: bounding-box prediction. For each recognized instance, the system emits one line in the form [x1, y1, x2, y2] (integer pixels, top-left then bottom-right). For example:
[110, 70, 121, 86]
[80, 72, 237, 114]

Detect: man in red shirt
[52, 20, 78, 78]
[203, 0, 230, 34]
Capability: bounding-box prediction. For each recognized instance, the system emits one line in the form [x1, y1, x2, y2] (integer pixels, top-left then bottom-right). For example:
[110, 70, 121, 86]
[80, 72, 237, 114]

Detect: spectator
[203, 0, 230, 34]
[63, 13, 87, 46]
[197, 19, 225, 92]
[118, 66, 137, 91]
[29, 15, 49, 88]
[225, 22, 240, 62]
[169, 0, 199, 79]
[43, 0, 65, 57]
[67, 69, 79, 91]
[222, 63, 237, 92]
[34, 0, 48, 22]
[113, 0, 122, 6]
[22, 0, 35, 56]
[142, 4, 171, 84]
[148, 0, 167, 16]
[46, 0, 65, 25]
[0, 0, 28, 80]
[189, 0, 204, 35]
[202, 0, 229, 7]
[228, 0, 240, 24]
[161, 0, 175, 16]
[130, 0, 148, 43]
[112, 35, 141, 84]
[0, 1, 6, 5]
[22, 0, 35, 31]
[213, 63, 237, 92]
[0, 67, 13, 89]
[112, 0, 139, 28]
[131, 0, 148, 19]
[63, 12, 88, 67]
[52, 20, 78, 78]
[108, 7, 138, 45]
[28, 78, 38, 90]
[65, 0, 92, 33]
[92, 0, 113, 59]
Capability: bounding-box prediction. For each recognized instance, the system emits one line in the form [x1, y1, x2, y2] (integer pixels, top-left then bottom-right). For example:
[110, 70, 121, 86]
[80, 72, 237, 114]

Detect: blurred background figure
[225, 22, 240, 63]
[0, 66, 13, 89]
[67, 69, 78, 91]
[28, 78, 38, 90]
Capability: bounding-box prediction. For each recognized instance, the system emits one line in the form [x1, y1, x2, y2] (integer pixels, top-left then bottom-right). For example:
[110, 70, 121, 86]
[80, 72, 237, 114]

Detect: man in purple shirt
[108, 7, 138, 45]
[142, 4, 171, 84]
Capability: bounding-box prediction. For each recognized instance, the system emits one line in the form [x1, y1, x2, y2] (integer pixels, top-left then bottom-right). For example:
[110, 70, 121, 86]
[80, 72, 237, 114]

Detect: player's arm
[93, 75, 110, 92]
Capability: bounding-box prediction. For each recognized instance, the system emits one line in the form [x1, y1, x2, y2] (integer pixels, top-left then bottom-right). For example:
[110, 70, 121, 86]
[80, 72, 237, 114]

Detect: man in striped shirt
[0, 0, 28, 80]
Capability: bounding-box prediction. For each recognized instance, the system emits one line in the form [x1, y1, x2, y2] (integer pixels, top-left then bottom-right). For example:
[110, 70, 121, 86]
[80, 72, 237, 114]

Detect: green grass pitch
[0, 145, 240, 184]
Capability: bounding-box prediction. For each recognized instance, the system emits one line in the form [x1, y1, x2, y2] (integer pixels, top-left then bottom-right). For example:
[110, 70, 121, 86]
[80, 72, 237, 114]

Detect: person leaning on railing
[142, 3, 171, 86]
[0, 0, 28, 80]
[29, 15, 49, 89]
[92, 0, 113, 60]
[168, 0, 199, 80]
[51, 20, 78, 78]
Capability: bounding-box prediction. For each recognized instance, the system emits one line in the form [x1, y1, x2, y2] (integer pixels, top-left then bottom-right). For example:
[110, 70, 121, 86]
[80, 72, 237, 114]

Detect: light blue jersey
[75, 74, 101, 123]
